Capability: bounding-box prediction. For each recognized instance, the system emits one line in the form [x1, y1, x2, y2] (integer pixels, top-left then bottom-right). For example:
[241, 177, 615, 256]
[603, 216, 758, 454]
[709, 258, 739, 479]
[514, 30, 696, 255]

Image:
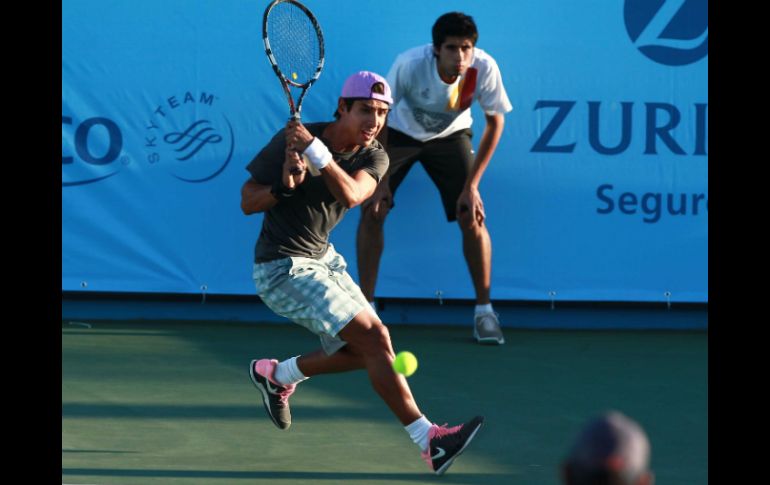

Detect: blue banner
[62, 0, 708, 302]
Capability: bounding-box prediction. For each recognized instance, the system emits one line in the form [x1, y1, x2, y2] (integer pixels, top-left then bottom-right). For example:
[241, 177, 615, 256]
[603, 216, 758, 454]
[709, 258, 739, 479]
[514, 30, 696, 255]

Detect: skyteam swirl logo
[145, 91, 234, 183]
[163, 120, 223, 161]
[624, 0, 708, 66]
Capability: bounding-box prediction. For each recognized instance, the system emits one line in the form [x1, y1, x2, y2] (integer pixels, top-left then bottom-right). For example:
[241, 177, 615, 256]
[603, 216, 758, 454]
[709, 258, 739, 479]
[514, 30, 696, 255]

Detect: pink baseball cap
[340, 71, 393, 105]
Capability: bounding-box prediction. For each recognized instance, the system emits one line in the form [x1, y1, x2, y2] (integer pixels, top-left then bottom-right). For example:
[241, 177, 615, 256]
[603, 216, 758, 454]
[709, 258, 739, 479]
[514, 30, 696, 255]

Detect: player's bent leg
[457, 214, 505, 344]
[457, 211, 492, 304]
[297, 346, 365, 376]
[357, 203, 387, 302]
[338, 310, 423, 426]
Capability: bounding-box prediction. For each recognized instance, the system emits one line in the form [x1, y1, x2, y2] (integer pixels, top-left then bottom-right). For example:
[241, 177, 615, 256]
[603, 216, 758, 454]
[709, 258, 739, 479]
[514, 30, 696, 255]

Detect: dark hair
[563, 412, 651, 485]
[370, 82, 386, 95]
[333, 98, 357, 119]
[432, 12, 478, 49]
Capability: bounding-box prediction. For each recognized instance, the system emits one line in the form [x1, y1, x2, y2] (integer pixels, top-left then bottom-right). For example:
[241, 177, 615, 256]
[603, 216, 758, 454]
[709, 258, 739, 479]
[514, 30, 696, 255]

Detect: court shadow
[62, 402, 392, 421]
[62, 467, 513, 482]
[62, 449, 139, 454]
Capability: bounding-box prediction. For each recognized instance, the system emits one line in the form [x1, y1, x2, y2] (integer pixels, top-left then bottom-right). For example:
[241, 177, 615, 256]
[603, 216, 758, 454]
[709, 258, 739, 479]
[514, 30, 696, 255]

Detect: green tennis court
[62, 319, 707, 484]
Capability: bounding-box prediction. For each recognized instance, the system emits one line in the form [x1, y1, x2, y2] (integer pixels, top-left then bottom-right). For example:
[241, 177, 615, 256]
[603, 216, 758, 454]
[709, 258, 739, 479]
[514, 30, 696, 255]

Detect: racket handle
[288, 112, 302, 174]
[289, 147, 304, 175]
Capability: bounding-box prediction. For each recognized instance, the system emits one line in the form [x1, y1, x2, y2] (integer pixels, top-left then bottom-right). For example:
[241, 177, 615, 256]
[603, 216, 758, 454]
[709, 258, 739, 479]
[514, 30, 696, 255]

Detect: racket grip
[287, 112, 302, 174]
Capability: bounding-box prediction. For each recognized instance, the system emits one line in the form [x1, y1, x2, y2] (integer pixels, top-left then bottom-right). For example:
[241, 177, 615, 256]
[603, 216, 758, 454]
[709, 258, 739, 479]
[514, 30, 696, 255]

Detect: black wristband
[270, 179, 295, 199]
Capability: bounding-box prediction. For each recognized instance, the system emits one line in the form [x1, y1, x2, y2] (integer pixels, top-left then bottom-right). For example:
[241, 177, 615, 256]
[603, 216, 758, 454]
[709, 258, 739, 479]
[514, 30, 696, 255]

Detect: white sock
[405, 415, 433, 451]
[273, 356, 308, 386]
[475, 303, 494, 316]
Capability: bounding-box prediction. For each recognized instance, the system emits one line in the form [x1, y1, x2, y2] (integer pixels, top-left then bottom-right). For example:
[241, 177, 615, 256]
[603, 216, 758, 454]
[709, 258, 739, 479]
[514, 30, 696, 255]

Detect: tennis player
[357, 12, 512, 345]
[241, 71, 484, 475]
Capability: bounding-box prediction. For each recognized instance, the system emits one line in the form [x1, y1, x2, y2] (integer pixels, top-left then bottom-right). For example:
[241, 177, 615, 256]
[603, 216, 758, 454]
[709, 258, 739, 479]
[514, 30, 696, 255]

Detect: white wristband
[303, 137, 332, 170]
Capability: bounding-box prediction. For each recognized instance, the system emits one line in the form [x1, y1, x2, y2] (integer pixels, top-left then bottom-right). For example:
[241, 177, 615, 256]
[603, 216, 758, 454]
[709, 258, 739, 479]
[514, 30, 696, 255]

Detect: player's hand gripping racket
[262, 0, 325, 174]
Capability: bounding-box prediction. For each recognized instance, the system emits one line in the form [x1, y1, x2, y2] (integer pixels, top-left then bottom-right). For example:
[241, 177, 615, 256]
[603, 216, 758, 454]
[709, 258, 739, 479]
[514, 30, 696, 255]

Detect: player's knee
[371, 322, 391, 347]
[363, 322, 391, 355]
[457, 210, 476, 231]
[460, 219, 485, 241]
[362, 204, 387, 226]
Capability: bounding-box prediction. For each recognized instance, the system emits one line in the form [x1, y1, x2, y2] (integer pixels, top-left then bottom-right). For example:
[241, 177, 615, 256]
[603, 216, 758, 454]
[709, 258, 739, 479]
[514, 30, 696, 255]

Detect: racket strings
[267, 3, 321, 84]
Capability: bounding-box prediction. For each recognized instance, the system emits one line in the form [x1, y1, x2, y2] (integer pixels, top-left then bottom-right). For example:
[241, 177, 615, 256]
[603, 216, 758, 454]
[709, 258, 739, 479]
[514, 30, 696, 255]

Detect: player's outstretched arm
[466, 112, 505, 189]
[285, 120, 378, 208]
[456, 113, 505, 225]
[321, 163, 378, 209]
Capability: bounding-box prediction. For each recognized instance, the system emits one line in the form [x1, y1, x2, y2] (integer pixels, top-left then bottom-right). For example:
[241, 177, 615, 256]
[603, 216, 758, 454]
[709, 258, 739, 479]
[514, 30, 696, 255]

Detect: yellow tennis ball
[393, 351, 418, 377]
[292, 72, 297, 80]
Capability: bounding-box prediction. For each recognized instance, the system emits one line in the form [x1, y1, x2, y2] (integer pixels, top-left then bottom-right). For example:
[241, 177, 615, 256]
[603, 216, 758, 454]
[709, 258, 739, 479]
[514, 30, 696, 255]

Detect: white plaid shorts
[252, 244, 374, 355]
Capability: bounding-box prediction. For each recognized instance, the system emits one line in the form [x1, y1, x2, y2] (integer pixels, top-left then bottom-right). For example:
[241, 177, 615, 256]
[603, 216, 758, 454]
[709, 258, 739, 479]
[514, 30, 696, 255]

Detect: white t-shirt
[386, 44, 512, 142]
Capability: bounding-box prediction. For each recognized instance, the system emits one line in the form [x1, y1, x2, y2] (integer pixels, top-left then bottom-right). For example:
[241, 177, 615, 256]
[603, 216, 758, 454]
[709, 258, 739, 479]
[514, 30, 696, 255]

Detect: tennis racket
[262, 0, 325, 122]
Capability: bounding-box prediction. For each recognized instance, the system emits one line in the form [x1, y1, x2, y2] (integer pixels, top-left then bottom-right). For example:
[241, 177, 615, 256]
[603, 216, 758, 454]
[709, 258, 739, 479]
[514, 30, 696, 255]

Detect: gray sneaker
[473, 312, 505, 345]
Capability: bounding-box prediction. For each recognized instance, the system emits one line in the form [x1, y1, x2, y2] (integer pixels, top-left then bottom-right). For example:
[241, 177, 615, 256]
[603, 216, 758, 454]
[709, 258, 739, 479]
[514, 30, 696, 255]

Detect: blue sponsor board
[62, 0, 707, 302]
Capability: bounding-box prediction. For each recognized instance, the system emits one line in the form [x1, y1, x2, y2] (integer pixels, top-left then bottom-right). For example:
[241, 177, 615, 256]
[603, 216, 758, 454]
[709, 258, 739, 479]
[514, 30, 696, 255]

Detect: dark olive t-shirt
[247, 122, 389, 262]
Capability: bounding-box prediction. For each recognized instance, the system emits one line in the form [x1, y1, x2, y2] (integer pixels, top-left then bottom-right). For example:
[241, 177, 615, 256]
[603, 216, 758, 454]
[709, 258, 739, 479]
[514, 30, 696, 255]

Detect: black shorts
[385, 127, 474, 222]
